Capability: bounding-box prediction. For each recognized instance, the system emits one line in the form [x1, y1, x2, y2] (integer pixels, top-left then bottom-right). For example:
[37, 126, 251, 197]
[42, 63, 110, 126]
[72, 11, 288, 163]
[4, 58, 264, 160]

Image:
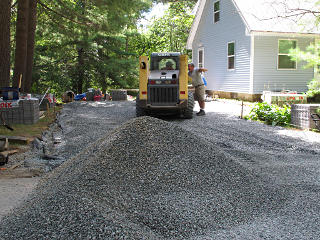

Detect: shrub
[245, 102, 291, 126]
[306, 78, 320, 97]
[126, 89, 139, 97]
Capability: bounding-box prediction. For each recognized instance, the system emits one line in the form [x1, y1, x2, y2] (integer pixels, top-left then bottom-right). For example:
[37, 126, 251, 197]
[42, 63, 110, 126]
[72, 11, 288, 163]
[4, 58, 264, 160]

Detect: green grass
[0, 106, 62, 138]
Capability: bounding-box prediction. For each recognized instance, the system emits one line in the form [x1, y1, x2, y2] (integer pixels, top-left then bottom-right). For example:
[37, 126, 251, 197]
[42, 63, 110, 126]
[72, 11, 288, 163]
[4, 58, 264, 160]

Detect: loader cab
[148, 53, 181, 84]
[137, 52, 193, 118]
[150, 53, 180, 71]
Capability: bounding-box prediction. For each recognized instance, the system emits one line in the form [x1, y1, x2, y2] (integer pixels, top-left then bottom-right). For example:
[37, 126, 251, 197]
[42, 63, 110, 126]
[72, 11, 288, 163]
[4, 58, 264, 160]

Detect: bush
[126, 89, 139, 97]
[306, 78, 320, 97]
[245, 102, 291, 126]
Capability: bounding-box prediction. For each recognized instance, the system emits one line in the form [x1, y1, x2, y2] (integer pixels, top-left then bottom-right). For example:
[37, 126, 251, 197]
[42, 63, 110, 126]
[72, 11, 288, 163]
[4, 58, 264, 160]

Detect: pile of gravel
[24, 101, 136, 172]
[0, 116, 285, 239]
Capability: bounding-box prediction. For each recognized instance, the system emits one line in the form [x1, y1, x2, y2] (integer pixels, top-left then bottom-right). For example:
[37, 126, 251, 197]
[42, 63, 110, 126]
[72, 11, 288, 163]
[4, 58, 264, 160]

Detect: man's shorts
[194, 85, 205, 101]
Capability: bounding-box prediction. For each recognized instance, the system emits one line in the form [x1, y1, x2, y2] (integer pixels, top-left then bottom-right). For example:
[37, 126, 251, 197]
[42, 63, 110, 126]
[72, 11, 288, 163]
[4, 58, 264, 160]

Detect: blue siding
[253, 36, 315, 93]
[192, 0, 251, 93]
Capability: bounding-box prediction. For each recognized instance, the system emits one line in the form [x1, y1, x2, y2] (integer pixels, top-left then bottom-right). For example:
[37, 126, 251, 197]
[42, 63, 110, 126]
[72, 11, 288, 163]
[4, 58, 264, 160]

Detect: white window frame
[277, 39, 297, 70]
[314, 39, 320, 79]
[227, 41, 235, 71]
[213, 1, 220, 23]
[198, 47, 204, 68]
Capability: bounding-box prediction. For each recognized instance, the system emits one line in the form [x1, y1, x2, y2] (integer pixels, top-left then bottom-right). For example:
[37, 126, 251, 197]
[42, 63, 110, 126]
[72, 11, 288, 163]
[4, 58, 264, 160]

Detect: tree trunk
[13, 0, 30, 90]
[0, 0, 12, 88]
[97, 48, 107, 93]
[24, 0, 37, 93]
[77, 47, 84, 94]
[125, 35, 129, 53]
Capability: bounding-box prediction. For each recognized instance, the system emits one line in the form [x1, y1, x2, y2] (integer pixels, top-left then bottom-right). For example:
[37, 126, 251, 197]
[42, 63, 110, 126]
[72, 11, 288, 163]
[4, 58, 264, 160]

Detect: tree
[13, 0, 30, 89]
[0, 0, 12, 88]
[155, 0, 197, 3]
[134, 1, 194, 55]
[271, 0, 320, 98]
[24, 0, 37, 92]
[31, 0, 153, 94]
[290, 43, 320, 98]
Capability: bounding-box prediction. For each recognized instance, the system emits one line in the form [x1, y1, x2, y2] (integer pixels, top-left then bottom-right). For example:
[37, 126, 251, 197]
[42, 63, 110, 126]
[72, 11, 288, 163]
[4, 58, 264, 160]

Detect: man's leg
[196, 85, 206, 116]
[194, 86, 206, 116]
[196, 100, 205, 116]
[199, 100, 205, 110]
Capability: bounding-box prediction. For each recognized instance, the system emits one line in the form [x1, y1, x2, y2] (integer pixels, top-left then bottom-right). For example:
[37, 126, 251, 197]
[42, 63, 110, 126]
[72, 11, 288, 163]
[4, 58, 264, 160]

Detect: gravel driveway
[0, 100, 319, 239]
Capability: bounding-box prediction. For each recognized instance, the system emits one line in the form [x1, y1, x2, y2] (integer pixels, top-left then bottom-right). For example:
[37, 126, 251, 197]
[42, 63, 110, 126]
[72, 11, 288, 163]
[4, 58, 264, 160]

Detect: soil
[0, 177, 39, 220]
[0, 142, 42, 220]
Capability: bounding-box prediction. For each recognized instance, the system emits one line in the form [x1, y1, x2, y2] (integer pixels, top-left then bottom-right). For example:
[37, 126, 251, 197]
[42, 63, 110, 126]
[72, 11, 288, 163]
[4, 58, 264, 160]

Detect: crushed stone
[1, 101, 320, 239]
[0, 116, 287, 239]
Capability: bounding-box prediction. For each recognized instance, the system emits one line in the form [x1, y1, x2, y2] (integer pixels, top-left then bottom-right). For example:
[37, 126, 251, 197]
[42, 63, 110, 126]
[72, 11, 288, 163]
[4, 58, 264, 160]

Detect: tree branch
[38, 0, 91, 26]
[11, 1, 17, 8]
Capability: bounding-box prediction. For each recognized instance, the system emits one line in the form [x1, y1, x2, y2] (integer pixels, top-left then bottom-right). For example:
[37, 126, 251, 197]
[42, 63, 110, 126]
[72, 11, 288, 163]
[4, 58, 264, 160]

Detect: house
[187, 0, 320, 101]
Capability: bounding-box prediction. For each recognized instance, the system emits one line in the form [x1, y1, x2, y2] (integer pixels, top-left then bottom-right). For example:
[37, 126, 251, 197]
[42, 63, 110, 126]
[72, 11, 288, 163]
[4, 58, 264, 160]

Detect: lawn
[0, 106, 62, 139]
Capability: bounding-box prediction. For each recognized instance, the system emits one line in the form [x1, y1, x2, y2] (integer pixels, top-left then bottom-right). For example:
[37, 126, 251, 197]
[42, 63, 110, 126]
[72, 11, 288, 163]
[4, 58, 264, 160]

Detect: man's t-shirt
[188, 68, 203, 87]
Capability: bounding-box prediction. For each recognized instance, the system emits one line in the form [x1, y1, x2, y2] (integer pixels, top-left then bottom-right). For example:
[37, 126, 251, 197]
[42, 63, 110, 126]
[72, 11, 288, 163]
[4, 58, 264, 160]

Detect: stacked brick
[0, 99, 39, 125]
[110, 89, 127, 101]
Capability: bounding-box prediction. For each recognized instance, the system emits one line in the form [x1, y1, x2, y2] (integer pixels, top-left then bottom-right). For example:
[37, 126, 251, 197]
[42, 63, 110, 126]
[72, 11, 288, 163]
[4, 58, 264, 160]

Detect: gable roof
[187, 0, 320, 49]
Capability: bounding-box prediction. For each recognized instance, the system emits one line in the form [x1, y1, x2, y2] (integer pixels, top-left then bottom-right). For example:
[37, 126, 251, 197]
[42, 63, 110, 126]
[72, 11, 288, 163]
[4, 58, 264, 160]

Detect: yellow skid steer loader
[136, 52, 194, 118]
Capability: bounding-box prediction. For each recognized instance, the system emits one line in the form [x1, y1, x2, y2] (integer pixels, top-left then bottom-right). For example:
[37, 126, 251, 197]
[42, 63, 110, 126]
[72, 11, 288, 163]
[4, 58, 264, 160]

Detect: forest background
[0, 0, 196, 97]
[1, 0, 319, 98]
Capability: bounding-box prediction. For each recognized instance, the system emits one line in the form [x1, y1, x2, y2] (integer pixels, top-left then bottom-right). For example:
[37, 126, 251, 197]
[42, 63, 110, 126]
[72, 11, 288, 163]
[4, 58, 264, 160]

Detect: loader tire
[183, 92, 194, 119]
[136, 93, 148, 117]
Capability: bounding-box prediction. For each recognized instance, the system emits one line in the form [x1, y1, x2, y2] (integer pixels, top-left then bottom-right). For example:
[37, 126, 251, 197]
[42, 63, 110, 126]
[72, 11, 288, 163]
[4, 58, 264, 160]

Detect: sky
[137, 3, 169, 32]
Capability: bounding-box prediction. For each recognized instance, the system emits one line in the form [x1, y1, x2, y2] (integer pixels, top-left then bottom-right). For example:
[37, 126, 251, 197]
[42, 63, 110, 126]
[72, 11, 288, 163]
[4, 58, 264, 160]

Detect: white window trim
[227, 41, 235, 71]
[277, 39, 297, 71]
[198, 47, 204, 68]
[213, 0, 220, 24]
[314, 39, 320, 79]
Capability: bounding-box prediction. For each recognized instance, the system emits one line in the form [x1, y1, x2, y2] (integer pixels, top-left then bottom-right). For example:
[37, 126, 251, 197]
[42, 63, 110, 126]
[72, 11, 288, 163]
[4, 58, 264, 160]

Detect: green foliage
[10, 0, 197, 95]
[245, 102, 291, 127]
[306, 78, 320, 97]
[133, 1, 194, 56]
[30, 0, 153, 95]
[290, 43, 320, 69]
[290, 43, 320, 97]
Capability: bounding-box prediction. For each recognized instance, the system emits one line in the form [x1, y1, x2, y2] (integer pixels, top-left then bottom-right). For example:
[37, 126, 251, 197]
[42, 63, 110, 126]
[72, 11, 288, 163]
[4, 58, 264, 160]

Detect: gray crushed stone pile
[25, 101, 136, 172]
[0, 116, 287, 239]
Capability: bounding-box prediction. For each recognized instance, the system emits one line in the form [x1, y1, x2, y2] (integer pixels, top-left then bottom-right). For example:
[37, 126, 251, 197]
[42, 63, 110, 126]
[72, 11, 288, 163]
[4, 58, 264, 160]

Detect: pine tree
[13, 0, 30, 89]
[0, 0, 12, 88]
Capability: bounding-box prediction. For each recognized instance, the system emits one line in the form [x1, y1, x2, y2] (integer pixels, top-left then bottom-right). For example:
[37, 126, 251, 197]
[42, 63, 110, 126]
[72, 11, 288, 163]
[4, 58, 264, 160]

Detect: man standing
[188, 63, 208, 116]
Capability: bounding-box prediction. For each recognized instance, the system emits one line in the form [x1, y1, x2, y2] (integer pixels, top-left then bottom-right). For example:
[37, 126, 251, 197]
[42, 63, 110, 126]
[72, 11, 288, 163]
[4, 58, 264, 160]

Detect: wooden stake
[46, 103, 49, 117]
[240, 101, 244, 119]
[18, 74, 22, 89]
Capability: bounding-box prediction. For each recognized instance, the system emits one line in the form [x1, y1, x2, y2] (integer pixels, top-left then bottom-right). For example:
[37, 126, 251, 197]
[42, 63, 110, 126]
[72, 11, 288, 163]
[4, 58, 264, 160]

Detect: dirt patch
[0, 177, 39, 220]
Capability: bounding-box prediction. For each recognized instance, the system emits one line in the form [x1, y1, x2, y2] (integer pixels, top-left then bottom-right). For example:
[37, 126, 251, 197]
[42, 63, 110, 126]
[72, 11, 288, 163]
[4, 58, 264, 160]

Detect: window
[228, 42, 235, 70]
[278, 40, 297, 69]
[214, 1, 220, 23]
[150, 57, 179, 70]
[159, 59, 176, 70]
[198, 48, 204, 68]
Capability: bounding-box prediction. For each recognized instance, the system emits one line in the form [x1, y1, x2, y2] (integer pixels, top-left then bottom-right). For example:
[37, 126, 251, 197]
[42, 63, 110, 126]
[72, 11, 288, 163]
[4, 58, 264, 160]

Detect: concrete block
[291, 104, 320, 130]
